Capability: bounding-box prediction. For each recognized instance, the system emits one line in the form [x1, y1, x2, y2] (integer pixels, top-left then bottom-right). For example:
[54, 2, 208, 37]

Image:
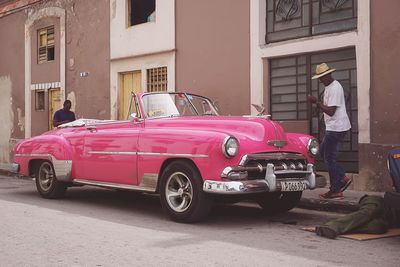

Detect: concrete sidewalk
[299, 187, 385, 213]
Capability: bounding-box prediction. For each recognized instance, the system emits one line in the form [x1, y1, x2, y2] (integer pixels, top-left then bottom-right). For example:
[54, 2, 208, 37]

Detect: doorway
[119, 71, 142, 120]
[48, 88, 61, 130]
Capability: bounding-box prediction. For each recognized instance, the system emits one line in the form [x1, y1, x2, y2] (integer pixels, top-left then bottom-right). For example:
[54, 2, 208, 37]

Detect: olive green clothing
[323, 195, 389, 235]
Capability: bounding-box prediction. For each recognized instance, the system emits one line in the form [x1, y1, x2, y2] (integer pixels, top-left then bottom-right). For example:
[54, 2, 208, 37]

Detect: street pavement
[0, 174, 398, 266]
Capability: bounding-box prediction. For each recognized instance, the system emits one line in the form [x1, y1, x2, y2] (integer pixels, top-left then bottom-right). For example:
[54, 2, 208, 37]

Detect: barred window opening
[147, 67, 167, 92]
[266, 0, 358, 43]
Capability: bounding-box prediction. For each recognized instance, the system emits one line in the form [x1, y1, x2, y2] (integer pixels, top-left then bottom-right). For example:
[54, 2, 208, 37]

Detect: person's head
[63, 100, 72, 111]
[312, 63, 335, 86]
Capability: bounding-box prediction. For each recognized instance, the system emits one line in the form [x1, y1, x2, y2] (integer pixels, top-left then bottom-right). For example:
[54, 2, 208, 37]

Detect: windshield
[141, 93, 219, 118]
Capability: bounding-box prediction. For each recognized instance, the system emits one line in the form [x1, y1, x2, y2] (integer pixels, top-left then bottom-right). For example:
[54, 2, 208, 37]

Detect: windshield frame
[137, 92, 219, 119]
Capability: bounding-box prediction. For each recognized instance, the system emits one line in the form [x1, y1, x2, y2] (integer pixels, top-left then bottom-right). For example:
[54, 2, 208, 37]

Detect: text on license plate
[280, 181, 308, 191]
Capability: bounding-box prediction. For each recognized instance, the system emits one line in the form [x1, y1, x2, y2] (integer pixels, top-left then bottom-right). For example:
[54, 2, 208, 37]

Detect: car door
[82, 121, 142, 185]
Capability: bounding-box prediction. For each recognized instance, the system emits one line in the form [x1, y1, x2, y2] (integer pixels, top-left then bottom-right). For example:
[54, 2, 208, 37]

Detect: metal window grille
[38, 26, 55, 64]
[147, 67, 167, 92]
[269, 48, 358, 171]
[270, 55, 308, 120]
[266, 0, 358, 43]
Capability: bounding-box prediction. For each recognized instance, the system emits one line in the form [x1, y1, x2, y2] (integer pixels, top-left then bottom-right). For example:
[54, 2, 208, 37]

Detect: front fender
[138, 128, 237, 182]
[14, 135, 73, 182]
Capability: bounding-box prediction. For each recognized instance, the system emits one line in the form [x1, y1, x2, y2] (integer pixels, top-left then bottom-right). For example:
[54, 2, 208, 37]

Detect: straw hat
[312, 63, 336, 79]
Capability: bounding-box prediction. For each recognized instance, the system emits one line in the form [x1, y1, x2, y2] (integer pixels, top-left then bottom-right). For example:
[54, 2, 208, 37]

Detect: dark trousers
[319, 130, 347, 193]
[323, 195, 389, 234]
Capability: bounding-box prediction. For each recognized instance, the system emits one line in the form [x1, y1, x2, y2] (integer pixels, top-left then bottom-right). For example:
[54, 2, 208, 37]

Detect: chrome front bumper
[203, 163, 316, 194]
[0, 163, 20, 173]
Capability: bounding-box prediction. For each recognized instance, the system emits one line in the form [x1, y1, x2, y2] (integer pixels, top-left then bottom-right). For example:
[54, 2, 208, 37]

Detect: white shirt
[323, 80, 351, 132]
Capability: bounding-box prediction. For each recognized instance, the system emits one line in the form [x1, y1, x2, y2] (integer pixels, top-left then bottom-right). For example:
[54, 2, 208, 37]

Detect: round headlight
[222, 136, 239, 158]
[307, 138, 319, 156]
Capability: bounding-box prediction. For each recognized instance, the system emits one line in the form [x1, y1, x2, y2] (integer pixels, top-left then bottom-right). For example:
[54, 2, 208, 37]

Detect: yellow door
[48, 88, 61, 129]
[119, 71, 141, 120]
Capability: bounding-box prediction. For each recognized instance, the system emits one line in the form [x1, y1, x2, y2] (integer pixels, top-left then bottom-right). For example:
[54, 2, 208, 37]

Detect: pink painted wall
[175, 0, 250, 116]
[370, 0, 400, 143]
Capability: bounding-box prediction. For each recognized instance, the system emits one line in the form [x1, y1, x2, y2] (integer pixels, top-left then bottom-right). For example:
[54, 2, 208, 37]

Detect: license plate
[280, 181, 307, 191]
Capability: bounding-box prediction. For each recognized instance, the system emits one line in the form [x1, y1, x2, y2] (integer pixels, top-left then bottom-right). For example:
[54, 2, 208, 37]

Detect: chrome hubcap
[165, 172, 193, 213]
[38, 162, 54, 191]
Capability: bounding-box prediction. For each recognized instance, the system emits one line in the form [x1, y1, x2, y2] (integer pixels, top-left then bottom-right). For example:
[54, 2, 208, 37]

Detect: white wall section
[110, 0, 176, 120]
[110, 0, 175, 59]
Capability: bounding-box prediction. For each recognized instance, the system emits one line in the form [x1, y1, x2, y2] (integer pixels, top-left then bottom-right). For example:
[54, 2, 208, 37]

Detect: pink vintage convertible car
[9, 92, 319, 222]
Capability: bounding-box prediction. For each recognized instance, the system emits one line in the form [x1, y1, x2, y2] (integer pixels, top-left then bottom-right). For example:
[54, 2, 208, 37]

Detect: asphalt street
[0, 175, 398, 267]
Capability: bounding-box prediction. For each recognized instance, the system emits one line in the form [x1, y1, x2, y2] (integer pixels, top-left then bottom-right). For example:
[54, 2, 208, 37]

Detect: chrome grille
[242, 153, 308, 180]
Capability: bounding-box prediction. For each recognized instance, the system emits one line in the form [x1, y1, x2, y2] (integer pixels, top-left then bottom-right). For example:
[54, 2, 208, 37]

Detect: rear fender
[14, 135, 73, 182]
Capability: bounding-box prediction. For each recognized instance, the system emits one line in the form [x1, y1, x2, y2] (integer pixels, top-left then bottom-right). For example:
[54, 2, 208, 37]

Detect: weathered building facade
[0, 0, 110, 163]
[1, 0, 399, 191]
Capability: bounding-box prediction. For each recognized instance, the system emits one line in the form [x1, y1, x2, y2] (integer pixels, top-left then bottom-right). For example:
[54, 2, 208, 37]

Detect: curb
[298, 197, 359, 213]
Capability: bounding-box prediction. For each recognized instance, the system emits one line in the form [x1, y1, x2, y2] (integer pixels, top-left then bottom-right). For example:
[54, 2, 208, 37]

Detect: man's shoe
[319, 191, 344, 200]
[340, 176, 353, 192]
[315, 226, 338, 239]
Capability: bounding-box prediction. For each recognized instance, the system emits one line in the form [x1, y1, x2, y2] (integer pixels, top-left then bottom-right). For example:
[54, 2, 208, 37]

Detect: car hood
[144, 116, 287, 142]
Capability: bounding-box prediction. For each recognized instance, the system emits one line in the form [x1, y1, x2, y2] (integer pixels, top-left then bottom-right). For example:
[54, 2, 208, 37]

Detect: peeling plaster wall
[0, 10, 26, 163]
[0, 76, 14, 162]
[26, 0, 110, 123]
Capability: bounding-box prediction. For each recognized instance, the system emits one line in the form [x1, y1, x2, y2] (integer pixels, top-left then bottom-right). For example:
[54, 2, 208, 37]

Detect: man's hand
[307, 95, 318, 104]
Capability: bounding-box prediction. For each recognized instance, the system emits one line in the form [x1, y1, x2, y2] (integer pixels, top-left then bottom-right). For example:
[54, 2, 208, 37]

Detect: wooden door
[48, 88, 61, 130]
[119, 71, 141, 120]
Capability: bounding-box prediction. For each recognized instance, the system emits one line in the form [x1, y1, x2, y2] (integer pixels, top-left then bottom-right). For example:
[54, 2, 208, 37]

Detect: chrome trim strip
[15, 153, 54, 158]
[14, 153, 72, 182]
[87, 151, 208, 158]
[137, 152, 208, 158]
[73, 179, 156, 193]
[88, 151, 138, 155]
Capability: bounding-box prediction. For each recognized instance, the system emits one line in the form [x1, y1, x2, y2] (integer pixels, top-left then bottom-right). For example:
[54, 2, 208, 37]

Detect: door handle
[86, 125, 97, 132]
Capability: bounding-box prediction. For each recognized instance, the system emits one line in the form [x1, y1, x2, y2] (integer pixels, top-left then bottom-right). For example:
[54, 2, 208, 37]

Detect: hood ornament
[268, 140, 288, 148]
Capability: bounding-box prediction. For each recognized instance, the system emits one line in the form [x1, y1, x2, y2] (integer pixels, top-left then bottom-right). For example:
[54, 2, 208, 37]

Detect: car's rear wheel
[35, 161, 67, 199]
[255, 191, 302, 215]
[160, 160, 213, 223]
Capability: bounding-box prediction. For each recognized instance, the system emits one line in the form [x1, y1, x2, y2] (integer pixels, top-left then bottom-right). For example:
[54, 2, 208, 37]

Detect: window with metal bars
[269, 48, 358, 171]
[38, 26, 55, 64]
[266, 0, 358, 43]
[147, 67, 167, 92]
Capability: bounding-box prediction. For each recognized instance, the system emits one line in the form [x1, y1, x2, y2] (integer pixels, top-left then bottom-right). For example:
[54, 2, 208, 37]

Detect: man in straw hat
[307, 63, 352, 199]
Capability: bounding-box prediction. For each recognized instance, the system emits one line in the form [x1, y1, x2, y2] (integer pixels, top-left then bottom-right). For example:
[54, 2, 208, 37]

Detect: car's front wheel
[35, 161, 67, 199]
[160, 160, 213, 223]
[254, 191, 302, 215]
